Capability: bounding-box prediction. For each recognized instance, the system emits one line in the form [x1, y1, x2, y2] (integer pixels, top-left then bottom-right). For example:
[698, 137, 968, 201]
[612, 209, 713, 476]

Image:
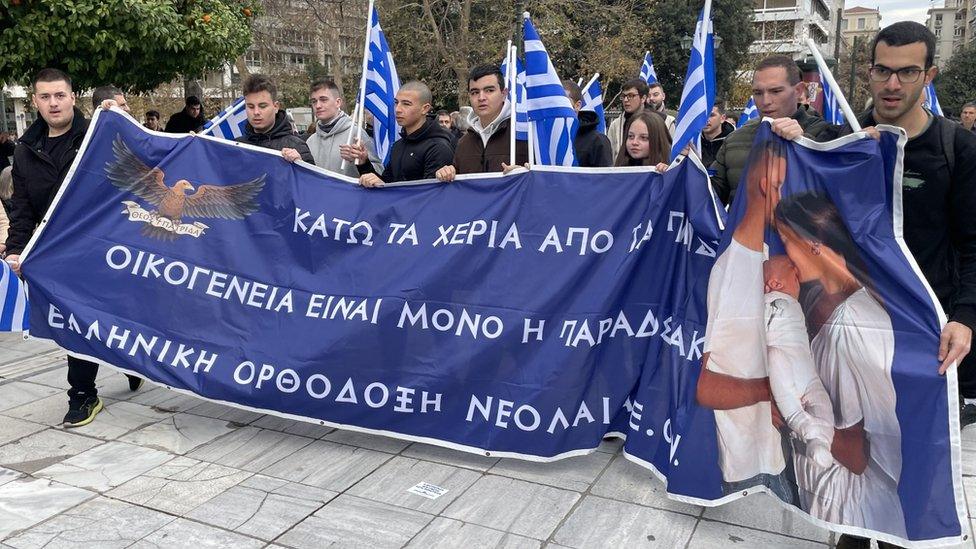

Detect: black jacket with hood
[358, 118, 454, 183]
[573, 110, 613, 168]
[5, 107, 89, 255]
[236, 111, 315, 164]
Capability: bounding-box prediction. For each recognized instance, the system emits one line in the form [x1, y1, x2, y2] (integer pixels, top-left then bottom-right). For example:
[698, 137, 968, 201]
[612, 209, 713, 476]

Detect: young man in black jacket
[164, 95, 205, 134]
[236, 74, 314, 164]
[350, 80, 454, 186]
[4, 69, 142, 427]
[563, 80, 613, 168]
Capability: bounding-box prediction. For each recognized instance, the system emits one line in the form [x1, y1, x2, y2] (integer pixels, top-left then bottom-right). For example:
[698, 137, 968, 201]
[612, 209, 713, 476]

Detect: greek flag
[364, 6, 401, 166]
[820, 74, 845, 125]
[523, 14, 578, 166]
[580, 75, 607, 134]
[670, 0, 716, 161]
[201, 97, 247, 140]
[0, 260, 28, 332]
[500, 51, 529, 141]
[738, 97, 758, 126]
[925, 82, 943, 116]
[640, 51, 658, 85]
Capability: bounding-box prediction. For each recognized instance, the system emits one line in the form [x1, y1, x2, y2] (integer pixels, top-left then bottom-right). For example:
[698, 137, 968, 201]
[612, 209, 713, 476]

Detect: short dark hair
[647, 82, 664, 93]
[871, 21, 936, 69]
[33, 68, 72, 90]
[243, 74, 278, 100]
[755, 55, 802, 85]
[561, 79, 582, 105]
[963, 101, 976, 111]
[468, 64, 505, 90]
[145, 110, 160, 119]
[622, 78, 649, 97]
[435, 109, 450, 117]
[713, 100, 727, 116]
[310, 78, 342, 98]
[185, 95, 202, 107]
[92, 85, 123, 108]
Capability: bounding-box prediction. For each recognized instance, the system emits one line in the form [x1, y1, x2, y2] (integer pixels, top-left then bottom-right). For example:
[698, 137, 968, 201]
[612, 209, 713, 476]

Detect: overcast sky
[859, 0, 930, 26]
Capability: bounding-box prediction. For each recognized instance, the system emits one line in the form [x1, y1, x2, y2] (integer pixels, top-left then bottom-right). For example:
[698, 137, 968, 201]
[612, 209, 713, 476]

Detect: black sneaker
[63, 397, 103, 428]
[127, 375, 145, 392]
[836, 534, 871, 549]
[961, 402, 976, 429]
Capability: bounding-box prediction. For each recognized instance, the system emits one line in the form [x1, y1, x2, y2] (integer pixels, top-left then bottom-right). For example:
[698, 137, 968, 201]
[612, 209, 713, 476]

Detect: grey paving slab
[0, 478, 93, 539]
[0, 335, 58, 355]
[260, 439, 392, 491]
[119, 412, 238, 454]
[186, 426, 315, 473]
[595, 437, 625, 454]
[590, 455, 702, 516]
[347, 456, 481, 514]
[0, 417, 46, 447]
[442, 475, 580, 540]
[964, 427, 976, 477]
[69, 400, 173, 440]
[1, 394, 70, 426]
[185, 401, 264, 425]
[276, 494, 433, 549]
[106, 456, 251, 515]
[701, 492, 831, 543]
[0, 467, 21, 487]
[689, 519, 829, 548]
[3, 496, 174, 549]
[552, 495, 697, 548]
[0, 383, 61, 412]
[250, 414, 334, 438]
[131, 517, 265, 549]
[185, 475, 335, 541]
[34, 441, 173, 492]
[488, 451, 614, 492]
[127, 386, 204, 413]
[322, 429, 412, 453]
[0, 429, 103, 474]
[402, 442, 501, 471]
[406, 517, 541, 549]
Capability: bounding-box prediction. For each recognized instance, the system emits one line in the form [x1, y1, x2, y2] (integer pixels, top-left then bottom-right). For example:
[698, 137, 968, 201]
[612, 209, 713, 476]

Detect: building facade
[750, 0, 842, 58]
[840, 6, 881, 46]
[926, 0, 969, 67]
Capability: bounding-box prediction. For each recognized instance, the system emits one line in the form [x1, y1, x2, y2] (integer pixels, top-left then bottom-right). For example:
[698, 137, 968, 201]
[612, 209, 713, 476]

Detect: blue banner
[20, 111, 965, 547]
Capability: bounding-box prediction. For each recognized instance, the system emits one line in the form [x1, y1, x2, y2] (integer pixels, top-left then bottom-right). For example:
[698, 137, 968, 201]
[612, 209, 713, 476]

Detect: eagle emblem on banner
[105, 136, 266, 240]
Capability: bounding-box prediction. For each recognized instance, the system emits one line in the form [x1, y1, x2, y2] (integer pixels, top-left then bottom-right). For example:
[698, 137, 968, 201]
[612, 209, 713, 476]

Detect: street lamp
[681, 34, 722, 50]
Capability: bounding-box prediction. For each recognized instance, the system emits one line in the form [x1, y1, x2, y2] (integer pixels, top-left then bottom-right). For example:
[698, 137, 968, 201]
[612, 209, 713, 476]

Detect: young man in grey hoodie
[306, 78, 383, 178]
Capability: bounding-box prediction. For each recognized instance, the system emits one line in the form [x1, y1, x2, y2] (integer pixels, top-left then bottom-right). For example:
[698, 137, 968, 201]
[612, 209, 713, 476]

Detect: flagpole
[576, 77, 583, 87]
[806, 38, 862, 132]
[341, 0, 374, 171]
[506, 41, 516, 167]
[522, 12, 535, 167]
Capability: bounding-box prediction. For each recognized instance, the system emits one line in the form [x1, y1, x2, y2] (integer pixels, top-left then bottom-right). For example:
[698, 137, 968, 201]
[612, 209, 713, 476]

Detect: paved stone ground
[0, 333, 973, 548]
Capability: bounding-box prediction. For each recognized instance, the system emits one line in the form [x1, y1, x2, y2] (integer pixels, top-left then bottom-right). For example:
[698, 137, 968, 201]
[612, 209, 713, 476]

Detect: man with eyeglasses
[608, 78, 649, 158]
[785, 19, 976, 549]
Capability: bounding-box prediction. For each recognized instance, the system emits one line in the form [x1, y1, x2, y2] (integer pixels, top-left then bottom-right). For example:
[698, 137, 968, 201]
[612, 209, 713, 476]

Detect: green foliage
[0, 0, 258, 92]
[937, 43, 976, 116]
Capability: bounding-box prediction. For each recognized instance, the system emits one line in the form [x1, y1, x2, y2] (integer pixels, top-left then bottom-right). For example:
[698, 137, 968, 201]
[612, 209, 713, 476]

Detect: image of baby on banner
[697, 122, 966, 546]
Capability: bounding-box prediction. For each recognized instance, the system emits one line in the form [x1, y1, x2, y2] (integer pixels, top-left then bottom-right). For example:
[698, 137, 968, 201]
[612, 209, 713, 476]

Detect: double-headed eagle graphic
[105, 136, 266, 239]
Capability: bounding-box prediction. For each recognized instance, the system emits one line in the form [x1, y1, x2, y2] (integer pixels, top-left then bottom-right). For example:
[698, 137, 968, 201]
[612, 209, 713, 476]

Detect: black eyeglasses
[868, 65, 926, 83]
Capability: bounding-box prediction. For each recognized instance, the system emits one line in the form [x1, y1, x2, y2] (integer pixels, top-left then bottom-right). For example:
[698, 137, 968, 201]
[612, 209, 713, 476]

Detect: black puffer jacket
[573, 110, 613, 168]
[358, 118, 454, 183]
[236, 111, 314, 164]
[5, 108, 89, 255]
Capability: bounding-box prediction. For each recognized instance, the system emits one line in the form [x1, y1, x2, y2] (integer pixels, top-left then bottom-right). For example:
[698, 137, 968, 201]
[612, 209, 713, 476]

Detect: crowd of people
[0, 19, 974, 549]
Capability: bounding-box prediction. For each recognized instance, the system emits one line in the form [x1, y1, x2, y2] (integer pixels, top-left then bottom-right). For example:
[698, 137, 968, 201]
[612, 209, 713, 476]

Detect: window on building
[857, 18, 865, 29]
[841, 19, 848, 30]
[765, 0, 798, 8]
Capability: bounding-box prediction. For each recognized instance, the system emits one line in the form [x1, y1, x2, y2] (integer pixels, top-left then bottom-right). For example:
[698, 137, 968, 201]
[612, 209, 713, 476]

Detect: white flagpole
[576, 77, 583, 87]
[806, 38, 862, 132]
[340, 0, 374, 171]
[582, 72, 600, 95]
[507, 41, 516, 167]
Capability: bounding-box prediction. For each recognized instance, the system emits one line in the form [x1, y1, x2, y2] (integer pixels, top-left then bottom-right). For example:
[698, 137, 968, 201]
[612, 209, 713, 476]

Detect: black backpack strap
[939, 117, 955, 175]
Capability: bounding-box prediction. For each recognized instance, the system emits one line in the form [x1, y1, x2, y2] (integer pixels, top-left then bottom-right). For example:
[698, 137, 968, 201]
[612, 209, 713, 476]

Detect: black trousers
[66, 355, 99, 403]
[960, 352, 976, 399]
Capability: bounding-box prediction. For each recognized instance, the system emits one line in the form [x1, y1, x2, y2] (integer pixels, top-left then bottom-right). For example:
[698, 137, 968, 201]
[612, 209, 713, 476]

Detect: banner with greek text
[20, 111, 965, 547]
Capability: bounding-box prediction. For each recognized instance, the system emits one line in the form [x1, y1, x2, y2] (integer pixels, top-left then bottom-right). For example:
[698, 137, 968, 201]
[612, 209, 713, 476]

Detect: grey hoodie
[306, 111, 383, 178]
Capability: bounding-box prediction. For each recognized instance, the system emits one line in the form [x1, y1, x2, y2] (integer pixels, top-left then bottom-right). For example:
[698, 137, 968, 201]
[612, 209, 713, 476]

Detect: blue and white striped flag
[364, 6, 401, 166]
[640, 51, 658, 85]
[670, 0, 716, 161]
[738, 97, 758, 126]
[925, 82, 943, 116]
[500, 51, 530, 141]
[523, 13, 578, 167]
[201, 97, 247, 140]
[580, 75, 607, 134]
[820, 74, 845, 125]
[0, 260, 29, 332]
